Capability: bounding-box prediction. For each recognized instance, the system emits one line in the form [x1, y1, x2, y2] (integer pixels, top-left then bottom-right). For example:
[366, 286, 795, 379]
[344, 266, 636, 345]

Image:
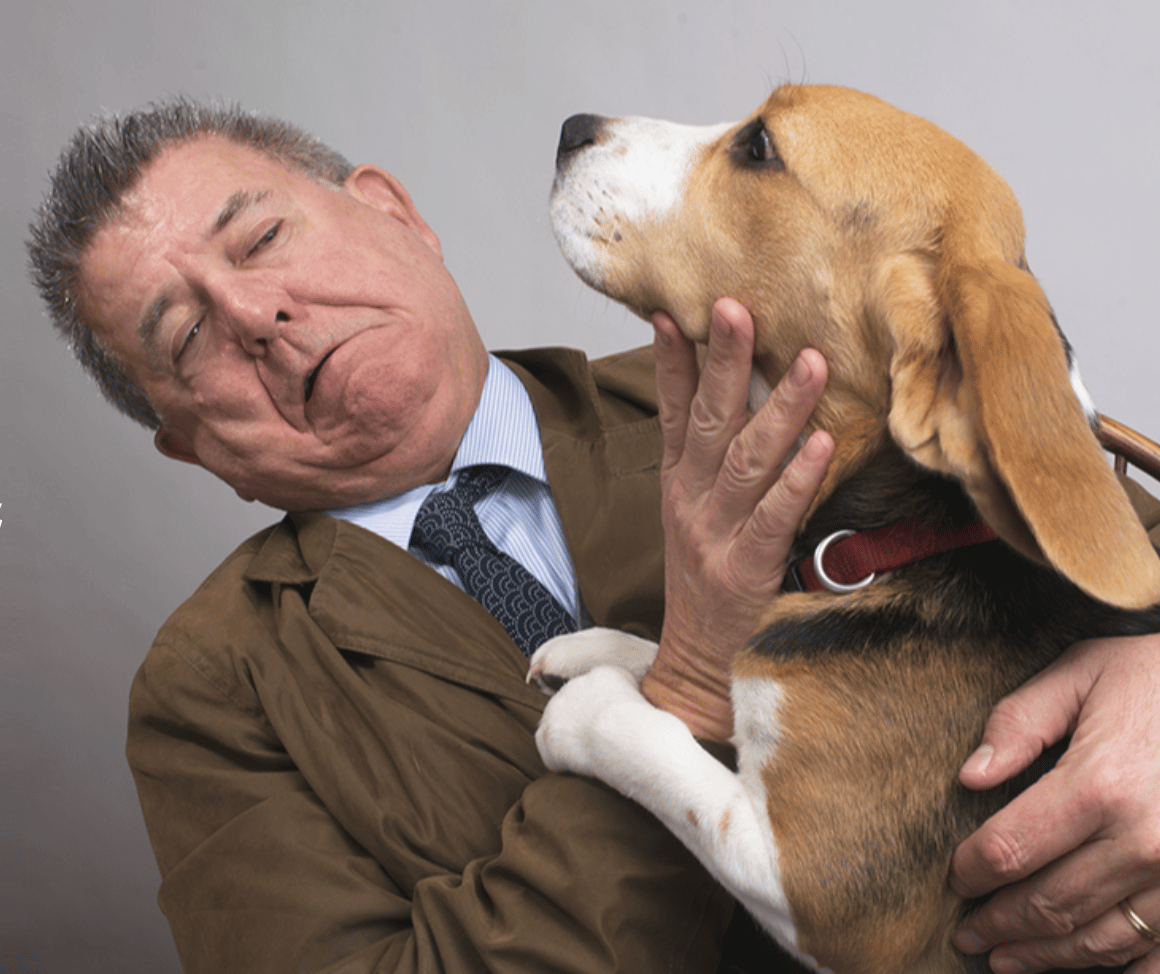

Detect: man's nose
[213, 275, 291, 355]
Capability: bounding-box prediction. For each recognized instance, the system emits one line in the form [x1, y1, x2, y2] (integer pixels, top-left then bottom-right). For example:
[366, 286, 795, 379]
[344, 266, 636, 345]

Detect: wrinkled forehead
[77, 138, 292, 353]
[110, 136, 287, 241]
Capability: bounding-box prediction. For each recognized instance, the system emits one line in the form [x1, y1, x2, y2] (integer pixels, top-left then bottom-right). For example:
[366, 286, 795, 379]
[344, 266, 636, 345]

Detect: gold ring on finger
[1120, 898, 1160, 946]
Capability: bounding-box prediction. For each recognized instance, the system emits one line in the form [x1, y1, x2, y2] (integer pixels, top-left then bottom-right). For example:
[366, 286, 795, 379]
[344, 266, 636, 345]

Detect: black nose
[556, 113, 605, 165]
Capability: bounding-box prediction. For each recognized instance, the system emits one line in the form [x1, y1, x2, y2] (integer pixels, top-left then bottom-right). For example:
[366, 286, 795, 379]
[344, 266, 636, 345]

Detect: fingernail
[787, 354, 811, 388]
[713, 309, 735, 340]
[963, 743, 994, 778]
[953, 928, 987, 954]
[801, 432, 830, 462]
[990, 955, 1026, 974]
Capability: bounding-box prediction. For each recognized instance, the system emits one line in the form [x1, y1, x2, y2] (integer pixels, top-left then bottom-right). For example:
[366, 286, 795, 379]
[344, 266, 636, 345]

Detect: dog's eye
[732, 119, 784, 171]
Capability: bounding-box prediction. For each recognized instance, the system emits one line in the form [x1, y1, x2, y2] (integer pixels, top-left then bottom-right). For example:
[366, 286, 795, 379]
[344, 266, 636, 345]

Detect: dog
[531, 84, 1160, 974]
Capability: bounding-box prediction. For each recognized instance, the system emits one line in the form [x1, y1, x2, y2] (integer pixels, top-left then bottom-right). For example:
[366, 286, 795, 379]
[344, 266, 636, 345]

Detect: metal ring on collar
[813, 530, 876, 594]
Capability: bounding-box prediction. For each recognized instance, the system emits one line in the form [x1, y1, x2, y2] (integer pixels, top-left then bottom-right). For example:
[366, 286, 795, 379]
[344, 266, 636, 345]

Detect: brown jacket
[127, 347, 739, 974]
[128, 345, 1160, 974]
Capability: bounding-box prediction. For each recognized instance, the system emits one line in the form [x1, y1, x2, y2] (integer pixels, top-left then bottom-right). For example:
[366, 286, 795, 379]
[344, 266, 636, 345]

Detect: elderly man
[28, 100, 1160, 974]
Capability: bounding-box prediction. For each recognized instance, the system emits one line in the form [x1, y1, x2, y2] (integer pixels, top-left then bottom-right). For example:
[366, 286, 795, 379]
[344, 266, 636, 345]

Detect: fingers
[952, 642, 1106, 899]
[653, 299, 759, 497]
[953, 637, 1160, 902]
[710, 347, 828, 533]
[652, 299, 829, 538]
[951, 760, 1101, 902]
[953, 827, 1139, 954]
[1128, 947, 1160, 974]
[958, 647, 1095, 793]
[970, 889, 1160, 973]
[651, 310, 700, 471]
[951, 635, 1160, 971]
[953, 788, 1160, 970]
[643, 298, 832, 741]
[736, 428, 832, 581]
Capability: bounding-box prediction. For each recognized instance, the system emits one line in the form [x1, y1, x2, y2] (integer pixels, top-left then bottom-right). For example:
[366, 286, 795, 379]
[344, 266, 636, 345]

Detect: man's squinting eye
[247, 221, 282, 258]
[174, 319, 203, 364]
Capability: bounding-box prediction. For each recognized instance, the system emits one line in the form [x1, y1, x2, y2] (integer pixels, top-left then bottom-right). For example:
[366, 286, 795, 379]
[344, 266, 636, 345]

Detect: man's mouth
[304, 348, 338, 403]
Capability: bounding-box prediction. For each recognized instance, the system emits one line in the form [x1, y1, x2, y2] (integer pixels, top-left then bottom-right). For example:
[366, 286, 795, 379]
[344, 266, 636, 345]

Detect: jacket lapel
[503, 348, 666, 641]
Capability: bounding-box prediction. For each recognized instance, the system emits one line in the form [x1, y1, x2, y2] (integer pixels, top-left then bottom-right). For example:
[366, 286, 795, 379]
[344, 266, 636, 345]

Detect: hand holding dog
[639, 298, 833, 743]
[952, 634, 1160, 972]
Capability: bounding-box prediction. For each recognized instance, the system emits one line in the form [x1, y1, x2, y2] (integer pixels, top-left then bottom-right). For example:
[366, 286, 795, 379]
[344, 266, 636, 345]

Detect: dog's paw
[527, 627, 659, 694]
[535, 663, 655, 777]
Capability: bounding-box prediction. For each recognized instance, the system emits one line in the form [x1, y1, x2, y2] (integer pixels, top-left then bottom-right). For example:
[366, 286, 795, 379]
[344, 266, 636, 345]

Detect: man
[28, 99, 1160, 973]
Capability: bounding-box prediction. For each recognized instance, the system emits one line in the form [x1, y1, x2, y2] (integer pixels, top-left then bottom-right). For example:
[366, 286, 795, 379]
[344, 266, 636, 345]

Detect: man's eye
[175, 320, 201, 363]
[248, 221, 281, 257]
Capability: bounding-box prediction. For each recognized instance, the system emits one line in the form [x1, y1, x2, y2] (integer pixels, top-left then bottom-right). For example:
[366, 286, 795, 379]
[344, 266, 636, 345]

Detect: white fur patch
[728, 675, 813, 962]
[549, 117, 733, 289]
[1069, 358, 1098, 423]
[528, 627, 659, 691]
[531, 629, 824, 970]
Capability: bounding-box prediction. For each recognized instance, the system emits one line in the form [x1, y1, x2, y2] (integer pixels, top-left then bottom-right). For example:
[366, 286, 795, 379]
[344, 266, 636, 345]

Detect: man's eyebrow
[209, 189, 270, 238]
[138, 294, 171, 367]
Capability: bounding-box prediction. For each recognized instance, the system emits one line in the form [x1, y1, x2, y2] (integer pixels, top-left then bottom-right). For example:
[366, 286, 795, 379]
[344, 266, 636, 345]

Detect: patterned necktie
[409, 465, 576, 656]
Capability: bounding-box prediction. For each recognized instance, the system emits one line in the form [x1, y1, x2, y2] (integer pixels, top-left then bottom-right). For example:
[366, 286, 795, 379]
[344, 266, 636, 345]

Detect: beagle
[532, 85, 1160, 973]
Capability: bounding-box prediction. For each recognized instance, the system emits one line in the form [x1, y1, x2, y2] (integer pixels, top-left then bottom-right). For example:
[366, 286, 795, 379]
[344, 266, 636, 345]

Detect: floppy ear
[884, 256, 1160, 610]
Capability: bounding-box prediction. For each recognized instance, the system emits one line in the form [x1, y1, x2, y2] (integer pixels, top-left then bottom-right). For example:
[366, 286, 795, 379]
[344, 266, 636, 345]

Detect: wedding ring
[1120, 898, 1160, 945]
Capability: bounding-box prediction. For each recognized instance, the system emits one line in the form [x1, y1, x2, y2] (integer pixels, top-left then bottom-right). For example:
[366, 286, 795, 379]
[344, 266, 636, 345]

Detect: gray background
[3, 1, 1158, 970]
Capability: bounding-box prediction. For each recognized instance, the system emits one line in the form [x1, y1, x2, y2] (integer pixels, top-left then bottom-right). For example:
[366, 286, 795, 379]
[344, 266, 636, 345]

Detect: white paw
[527, 627, 659, 694]
[535, 663, 656, 778]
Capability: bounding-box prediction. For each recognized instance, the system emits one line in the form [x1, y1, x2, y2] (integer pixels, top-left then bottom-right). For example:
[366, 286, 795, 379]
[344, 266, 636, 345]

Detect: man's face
[79, 137, 489, 511]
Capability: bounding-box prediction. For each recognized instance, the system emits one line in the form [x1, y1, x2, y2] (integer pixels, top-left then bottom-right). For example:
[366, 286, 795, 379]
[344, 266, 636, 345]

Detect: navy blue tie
[410, 466, 576, 656]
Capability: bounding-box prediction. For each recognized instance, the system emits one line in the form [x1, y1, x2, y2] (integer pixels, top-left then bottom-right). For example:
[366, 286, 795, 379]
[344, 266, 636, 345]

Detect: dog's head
[550, 84, 1160, 609]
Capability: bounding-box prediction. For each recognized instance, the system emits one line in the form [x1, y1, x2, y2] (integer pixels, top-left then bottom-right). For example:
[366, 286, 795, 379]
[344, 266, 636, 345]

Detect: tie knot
[410, 466, 508, 564]
[407, 464, 576, 655]
[451, 465, 508, 505]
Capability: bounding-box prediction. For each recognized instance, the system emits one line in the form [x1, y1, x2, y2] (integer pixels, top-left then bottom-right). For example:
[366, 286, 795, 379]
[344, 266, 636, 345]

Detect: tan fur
[551, 84, 1160, 973]
[740, 584, 1025, 973]
[589, 84, 1160, 607]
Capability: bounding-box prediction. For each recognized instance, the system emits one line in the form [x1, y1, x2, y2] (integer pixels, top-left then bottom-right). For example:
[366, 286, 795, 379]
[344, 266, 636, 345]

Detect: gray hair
[26, 97, 354, 429]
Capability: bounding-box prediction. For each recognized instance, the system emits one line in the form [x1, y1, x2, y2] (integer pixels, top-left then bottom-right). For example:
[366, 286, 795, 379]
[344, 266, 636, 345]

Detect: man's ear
[154, 426, 200, 466]
[345, 164, 443, 259]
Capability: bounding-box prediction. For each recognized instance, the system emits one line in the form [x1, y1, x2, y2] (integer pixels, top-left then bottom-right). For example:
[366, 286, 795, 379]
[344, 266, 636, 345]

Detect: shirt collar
[451, 353, 546, 482]
[324, 355, 545, 548]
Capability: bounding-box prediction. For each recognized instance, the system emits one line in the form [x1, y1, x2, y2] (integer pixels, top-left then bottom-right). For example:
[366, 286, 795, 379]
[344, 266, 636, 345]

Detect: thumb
[959, 647, 1092, 790]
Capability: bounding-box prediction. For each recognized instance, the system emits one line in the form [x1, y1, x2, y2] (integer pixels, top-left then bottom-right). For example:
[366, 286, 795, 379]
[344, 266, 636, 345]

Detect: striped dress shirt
[326, 355, 585, 625]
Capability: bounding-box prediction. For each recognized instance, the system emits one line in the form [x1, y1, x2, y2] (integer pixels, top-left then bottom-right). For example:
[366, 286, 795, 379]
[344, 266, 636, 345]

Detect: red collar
[785, 516, 1000, 593]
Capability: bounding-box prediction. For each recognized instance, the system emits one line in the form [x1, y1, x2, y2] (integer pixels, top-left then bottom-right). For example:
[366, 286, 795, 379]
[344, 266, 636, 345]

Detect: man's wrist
[640, 658, 733, 743]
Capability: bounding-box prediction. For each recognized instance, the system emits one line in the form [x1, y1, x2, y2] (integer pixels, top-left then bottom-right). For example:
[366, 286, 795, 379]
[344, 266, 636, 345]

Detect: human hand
[639, 298, 832, 743]
[950, 634, 1160, 972]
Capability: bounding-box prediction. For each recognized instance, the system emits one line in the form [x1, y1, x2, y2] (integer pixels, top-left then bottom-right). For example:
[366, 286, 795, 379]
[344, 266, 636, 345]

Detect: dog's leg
[527, 627, 659, 692]
[535, 661, 821, 970]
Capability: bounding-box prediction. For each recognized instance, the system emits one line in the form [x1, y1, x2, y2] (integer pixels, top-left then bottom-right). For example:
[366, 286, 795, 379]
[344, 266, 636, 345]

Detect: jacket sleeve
[128, 632, 733, 974]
